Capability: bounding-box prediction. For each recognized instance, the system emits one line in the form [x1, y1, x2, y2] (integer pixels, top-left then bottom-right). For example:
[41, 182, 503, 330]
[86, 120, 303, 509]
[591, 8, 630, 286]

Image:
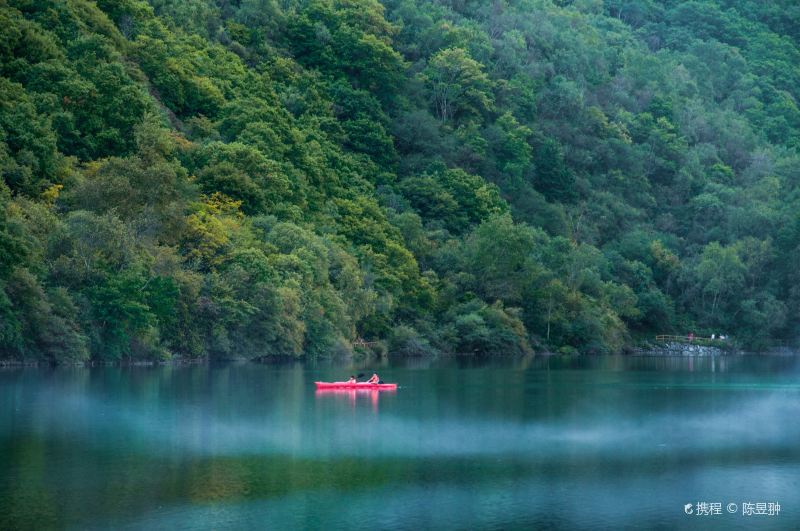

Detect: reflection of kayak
[315, 381, 398, 390]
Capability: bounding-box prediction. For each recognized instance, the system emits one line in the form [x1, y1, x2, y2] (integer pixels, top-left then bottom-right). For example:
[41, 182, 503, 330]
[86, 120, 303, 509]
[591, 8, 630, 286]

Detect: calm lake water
[1, 355, 799, 530]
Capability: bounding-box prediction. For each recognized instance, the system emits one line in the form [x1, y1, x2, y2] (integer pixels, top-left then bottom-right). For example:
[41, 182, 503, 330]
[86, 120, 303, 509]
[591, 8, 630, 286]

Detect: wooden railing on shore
[353, 338, 378, 348]
[655, 334, 727, 345]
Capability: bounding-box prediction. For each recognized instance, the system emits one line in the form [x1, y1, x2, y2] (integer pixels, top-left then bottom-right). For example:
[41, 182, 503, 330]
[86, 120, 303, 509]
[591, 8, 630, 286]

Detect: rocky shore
[635, 342, 730, 356]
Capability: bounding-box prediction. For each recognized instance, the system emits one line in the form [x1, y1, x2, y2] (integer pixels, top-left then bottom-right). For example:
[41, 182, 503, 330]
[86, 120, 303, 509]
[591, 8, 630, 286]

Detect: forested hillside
[1, 0, 799, 361]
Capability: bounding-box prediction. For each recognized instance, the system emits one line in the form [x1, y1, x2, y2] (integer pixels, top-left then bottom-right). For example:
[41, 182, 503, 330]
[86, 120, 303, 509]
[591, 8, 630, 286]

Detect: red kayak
[315, 381, 398, 390]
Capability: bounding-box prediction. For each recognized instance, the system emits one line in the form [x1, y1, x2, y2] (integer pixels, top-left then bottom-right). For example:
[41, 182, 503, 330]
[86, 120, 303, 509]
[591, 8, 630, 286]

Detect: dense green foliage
[1, 0, 799, 361]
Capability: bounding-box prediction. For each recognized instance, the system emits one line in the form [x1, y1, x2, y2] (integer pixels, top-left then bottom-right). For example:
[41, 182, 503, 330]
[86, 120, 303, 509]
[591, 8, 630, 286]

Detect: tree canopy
[1, 0, 799, 361]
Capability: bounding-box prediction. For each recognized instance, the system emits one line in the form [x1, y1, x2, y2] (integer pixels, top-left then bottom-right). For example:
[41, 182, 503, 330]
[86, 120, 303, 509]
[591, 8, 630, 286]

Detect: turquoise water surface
[1, 355, 798, 529]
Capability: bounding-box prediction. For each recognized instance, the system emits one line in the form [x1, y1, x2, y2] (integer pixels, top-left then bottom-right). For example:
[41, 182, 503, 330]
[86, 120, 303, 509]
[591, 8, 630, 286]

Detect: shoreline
[1, 347, 797, 368]
[0, 357, 210, 368]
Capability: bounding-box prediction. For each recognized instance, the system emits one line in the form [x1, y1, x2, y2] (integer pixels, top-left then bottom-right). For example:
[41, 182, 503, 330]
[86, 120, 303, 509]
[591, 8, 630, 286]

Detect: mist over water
[1, 355, 799, 529]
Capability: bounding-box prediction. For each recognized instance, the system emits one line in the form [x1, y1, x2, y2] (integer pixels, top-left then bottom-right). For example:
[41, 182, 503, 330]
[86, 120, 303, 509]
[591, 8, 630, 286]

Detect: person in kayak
[367, 373, 380, 384]
[347, 375, 357, 383]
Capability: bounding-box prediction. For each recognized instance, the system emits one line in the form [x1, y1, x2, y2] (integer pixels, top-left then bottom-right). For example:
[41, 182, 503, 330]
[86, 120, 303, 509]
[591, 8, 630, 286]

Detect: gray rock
[636, 342, 726, 356]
